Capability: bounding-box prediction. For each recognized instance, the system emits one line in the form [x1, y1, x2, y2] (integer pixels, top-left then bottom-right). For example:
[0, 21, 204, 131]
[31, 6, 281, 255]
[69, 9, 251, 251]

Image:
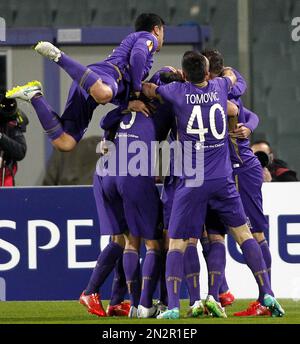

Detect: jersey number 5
[120, 111, 136, 130]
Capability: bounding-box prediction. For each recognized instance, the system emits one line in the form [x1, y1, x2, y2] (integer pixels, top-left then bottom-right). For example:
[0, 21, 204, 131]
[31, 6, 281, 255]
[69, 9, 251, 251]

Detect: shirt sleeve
[243, 107, 259, 132]
[100, 106, 127, 131]
[129, 34, 158, 92]
[156, 82, 179, 104]
[215, 76, 233, 95]
[229, 68, 247, 98]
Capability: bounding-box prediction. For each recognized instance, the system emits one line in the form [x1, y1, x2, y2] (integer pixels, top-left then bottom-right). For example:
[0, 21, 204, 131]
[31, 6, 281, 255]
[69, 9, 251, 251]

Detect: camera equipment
[0, 93, 18, 123]
[255, 151, 271, 168]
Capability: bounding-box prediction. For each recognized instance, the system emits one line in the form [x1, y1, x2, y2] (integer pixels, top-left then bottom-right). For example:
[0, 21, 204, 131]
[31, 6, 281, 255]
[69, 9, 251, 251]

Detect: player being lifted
[6, 13, 164, 151]
[6, 13, 164, 318]
[142, 51, 285, 319]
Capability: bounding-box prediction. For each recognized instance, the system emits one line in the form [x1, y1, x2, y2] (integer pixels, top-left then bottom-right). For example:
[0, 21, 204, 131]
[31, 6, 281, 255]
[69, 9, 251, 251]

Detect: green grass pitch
[0, 299, 300, 324]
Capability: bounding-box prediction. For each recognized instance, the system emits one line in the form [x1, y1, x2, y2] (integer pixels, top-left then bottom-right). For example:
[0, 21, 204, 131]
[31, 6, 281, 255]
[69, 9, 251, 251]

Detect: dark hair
[252, 139, 272, 149]
[202, 48, 224, 76]
[134, 13, 165, 32]
[182, 51, 207, 83]
[159, 71, 184, 84]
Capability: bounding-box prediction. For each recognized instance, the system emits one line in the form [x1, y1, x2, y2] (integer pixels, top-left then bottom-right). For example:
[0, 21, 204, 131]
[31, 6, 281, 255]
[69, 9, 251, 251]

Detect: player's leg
[6, 80, 97, 151]
[121, 176, 163, 318]
[138, 239, 162, 318]
[158, 181, 205, 319]
[157, 238, 188, 319]
[184, 238, 204, 317]
[6, 82, 76, 151]
[107, 234, 130, 317]
[158, 229, 169, 310]
[215, 177, 284, 317]
[34, 42, 113, 104]
[158, 176, 176, 310]
[205, 208, 235, 308]
[80, 174, 126, 317]
[123, 232, 141, 317]
[237, 166, 272, 283]
[233, 167, 272, 316]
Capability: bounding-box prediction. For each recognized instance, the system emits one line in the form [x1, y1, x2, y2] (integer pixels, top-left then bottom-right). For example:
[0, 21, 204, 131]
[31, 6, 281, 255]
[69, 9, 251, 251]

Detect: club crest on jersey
[194, 142, 203, 151]
[146, 40, 154, 52]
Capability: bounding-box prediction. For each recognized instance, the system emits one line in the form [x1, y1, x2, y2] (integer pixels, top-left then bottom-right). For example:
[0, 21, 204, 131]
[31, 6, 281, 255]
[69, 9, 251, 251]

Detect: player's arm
[129, 36, 158, 97]
[230, 107, 259, 139]
[243, 107, 259, 132]
[227, 100, 239, 117]
[52, 133, 77, 152]
[222, 67, 237, 86]
[230, 68, 247, 97]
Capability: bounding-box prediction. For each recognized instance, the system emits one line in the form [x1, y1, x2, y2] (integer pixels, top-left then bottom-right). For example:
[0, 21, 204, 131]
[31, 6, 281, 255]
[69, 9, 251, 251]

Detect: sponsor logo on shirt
[146, 40, 154, 52]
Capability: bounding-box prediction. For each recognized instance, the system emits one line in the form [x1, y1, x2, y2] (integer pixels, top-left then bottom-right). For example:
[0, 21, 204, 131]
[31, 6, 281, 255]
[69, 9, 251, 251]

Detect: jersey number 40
[186, 104, 226, 142]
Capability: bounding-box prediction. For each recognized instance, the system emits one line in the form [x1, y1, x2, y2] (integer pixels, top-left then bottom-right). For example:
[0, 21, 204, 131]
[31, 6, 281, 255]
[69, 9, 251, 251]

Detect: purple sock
[57, 53, 100, 93]
[159, 249, 168, 306]
[184, 244, 200, 306]
[166, 250, 184, 310]
[200, 236, 210, 258]
[219, 275, 230, 295]
[110, 257, 127, 306]
[123, 249, 141, 308]
[241, 238, 273, 303]
[259, 239, 272, 283]
[206, 241, 226, 301]
[85, 241, 123, 295]
[140, 250, 161, 308]
[31, 95, 64, 140]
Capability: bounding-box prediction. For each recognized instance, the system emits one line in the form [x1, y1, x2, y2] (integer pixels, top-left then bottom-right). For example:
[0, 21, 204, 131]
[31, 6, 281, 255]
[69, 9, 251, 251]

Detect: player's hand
[98, 138, 109, 155]
[263, 167, 272, 182]
[128, 100, 150, 117]
[230, 123, 251, 139]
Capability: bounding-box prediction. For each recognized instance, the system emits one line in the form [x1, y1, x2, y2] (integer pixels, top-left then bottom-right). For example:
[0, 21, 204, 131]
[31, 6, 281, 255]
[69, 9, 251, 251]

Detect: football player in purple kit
[142, 51, 284, 319]
[6, 13, 164, 151]
[95, 66, 176, 318]
[202, 49, 273, 317]
[6, 13, 164, 318]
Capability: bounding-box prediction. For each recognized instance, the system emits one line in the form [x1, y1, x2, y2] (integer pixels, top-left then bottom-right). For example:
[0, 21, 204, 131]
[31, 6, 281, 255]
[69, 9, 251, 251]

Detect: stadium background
[0, 0, 300, 308]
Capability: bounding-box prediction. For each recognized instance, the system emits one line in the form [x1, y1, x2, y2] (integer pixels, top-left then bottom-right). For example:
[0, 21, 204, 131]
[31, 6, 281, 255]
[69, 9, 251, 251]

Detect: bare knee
[253, 232, 266, 243]
[188, 238, 198, 245]
[90, 80, 113, 104]
[111, 235, 125, 248]
[52, 132, 77, 152]
[229, 224, 253, 246]
[145, 240, 161, 251]
[124, 233, 140, 251]
[169, 238, 189, 253]
[208, 234, 225, 243]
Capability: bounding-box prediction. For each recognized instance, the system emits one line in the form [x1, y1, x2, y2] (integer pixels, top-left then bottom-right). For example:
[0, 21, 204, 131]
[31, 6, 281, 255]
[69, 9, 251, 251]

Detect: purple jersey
[157, 77, 233, 180]
[105, 31, 158, 92]
[228, 98, 261, 173]
[101, 98, 174, 177]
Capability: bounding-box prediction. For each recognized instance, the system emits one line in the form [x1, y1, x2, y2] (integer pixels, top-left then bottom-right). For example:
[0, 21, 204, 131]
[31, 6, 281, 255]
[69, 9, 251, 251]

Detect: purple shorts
[168, 176, 247, 240]
[93, 174, 163, 240]
[206, 163, 268, 235]
[161, 176, 178, 229]
[61, 61, 126, 142]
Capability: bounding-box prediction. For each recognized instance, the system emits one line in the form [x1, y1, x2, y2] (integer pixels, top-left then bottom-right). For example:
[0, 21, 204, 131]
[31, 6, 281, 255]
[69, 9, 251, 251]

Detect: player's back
[157, 77, 233, 180]
[105, 31, 157, 82]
